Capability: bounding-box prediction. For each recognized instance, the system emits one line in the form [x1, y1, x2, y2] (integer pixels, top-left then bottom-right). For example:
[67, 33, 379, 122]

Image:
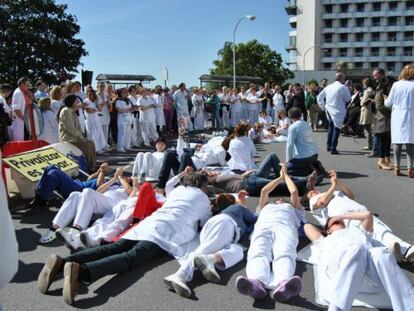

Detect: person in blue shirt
[34, 80, 49, 99]
[286, 107, 319, 177]
[164, 191, 258, 297]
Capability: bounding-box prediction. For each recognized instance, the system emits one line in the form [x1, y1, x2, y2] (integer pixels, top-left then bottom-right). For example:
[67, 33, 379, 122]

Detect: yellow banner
[3, 147, 79, 182]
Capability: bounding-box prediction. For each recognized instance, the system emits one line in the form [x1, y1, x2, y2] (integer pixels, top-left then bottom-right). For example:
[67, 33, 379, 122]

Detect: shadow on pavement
[15, 227, 41, 252]
[73, 254, 172, 309]
[336, 171, 368, 179]
[11, 260, 44, 283]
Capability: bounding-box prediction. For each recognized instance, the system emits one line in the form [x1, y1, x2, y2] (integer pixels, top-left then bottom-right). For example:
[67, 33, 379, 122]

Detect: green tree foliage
[210, 40, 293, 85]
[0, 0, 88, 85]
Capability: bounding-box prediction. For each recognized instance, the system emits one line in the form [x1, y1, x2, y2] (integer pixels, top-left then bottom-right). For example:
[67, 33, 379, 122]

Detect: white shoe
[387, 241, 403, 263]
[163, 274, 191, 298]
[194, 255, 220, 283]
[39, 229, 56, 244]
[405, 246, 414, 264]
[55, 228, 83, 251]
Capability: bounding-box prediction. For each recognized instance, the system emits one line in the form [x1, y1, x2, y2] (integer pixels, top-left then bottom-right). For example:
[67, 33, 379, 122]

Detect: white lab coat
[0, 153, 18, 290]
[138, 96, 158, 146]
[385, 80, 414, 144]
[38, 110, 59, 144]
[227, 136, 256, 171]
[11, 88, 26, 141]
[317, 81, 351, 128]
[84, 99, 107, 152]
[153, 94, 165, 127]
[122, 185, 211, 257]
[192, 94, 205, 130]
[246, 203, 304, 288]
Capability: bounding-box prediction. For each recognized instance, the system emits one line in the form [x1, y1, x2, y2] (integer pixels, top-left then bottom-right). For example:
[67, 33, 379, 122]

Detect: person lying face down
[304, 211, 414, 311]
[164, 191, 258, 298]
[37, 171, 212, 306]
[307, 170, 414, 263]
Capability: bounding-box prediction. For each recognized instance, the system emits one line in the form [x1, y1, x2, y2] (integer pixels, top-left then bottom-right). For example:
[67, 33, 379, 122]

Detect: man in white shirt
[11, 77, 31, 141]
[272, 84, 285, 125]
[173, 83, 193, 131]
[317, 73, 351, 154]
[138, 87, 158, 147]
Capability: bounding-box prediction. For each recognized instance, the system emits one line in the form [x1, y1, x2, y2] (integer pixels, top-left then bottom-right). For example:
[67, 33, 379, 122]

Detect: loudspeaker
[81, 70, 93, 87]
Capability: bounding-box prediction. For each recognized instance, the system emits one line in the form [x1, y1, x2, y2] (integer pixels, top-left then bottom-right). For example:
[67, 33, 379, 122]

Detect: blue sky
[58, 0, 290, 87]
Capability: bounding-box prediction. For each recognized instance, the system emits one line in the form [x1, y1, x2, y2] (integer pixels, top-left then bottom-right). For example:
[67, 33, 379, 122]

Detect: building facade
[286, 0, 414, 79]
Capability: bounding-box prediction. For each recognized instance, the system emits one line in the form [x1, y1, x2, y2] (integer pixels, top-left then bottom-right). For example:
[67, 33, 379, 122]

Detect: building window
[324, 5, 333, 13]
[356, 3, 365, 12]
[325, 20, 333, 28]
[356, 18, 364, 27]
[289, 36, 296, 47]
[372, 33, 380, 41]
[371, 62, 380, 68]
[324, 33, 333, 43]
[354, 48, 363, 57]
[355, 33, 364, 42]
[407, 2, 414, 10]
[340, 33, 348, 42]
[388, 17, 398, 26]
[324, 48, 332, 57]
[354, 62, 363, 69]
[340, 19, 348, 28]
[389, 2, 398, 11]
[386, 62, 395, 71]
[324, 63, 332, 69]
[373, 2, 382, 11]
[340, 4, 348, 13]
[387, 47, 396, 56]
[404, 47, 413, 56]
[388, 32, 397, 41]
[371, 47, 380, 57]
[405, 31, 414, 41]
[372, 17, 381, 27]
[339, 48, 348, 57]
[406, 17, 414, 26]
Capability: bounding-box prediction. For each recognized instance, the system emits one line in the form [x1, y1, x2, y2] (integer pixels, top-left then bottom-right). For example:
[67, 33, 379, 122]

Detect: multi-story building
[286, 0, 414, 81]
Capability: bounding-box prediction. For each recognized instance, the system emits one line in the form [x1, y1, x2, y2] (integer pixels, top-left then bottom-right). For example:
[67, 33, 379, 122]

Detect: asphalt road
[1, 130, 414, 311]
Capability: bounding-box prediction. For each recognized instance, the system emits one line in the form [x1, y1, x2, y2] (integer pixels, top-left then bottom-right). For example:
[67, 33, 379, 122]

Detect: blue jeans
[36, 165, 97, 200]
[327, 119, 341, 151]
[287, 154, 318, 177]
[373, 134, 380, 156]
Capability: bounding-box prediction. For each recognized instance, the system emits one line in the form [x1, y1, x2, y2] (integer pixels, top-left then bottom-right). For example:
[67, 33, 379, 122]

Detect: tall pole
[302, 45, 320, 86]
[233, 15, 256, 89]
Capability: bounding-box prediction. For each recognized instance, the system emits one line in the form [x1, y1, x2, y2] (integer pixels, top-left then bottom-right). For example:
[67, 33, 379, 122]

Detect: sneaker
[330, 149, 339, 155]
[63, 262, 80, 305]
[37, 254, 64, 294]
[270, 276, 303, 302]
[388, 241, 404, 263]
[405, 246, 414, 264]
[235, 276, 267, 300]
[55, 228, 83, 251]
[163, 274, 191, 298]
[194, 255, 220, 283]
[39, 229, 56, 244]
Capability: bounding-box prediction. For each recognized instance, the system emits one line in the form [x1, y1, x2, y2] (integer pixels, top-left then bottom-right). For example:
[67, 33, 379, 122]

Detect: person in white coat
[132, 137, 167, 179]
[0, 152, 18, 292]
[272, 84, 285, 125]
[153, 85, 166, 133]
[164, 191, 257, 297]
[307, 170, 414, 263]
[127, 85, 142, 147]
[11, 77, 30, 141]
[191, 88, 205, 131]
[138, 87, 158, 147]
[230, 88, 242, 127]
[173, 83, 193, 131]
[385, 64, 414, 178]
[83, 89, 108, 153]
[97, 82, 111, 143]
[37, 172, 211, 305]
[236, 163, 304, 302]
[228, 122, 256, 173]
[304, 211, 414, 311]
[38, 97, 59, 144]
[246, 85, 260, 126]
[219, 86, 231, 129]
[317, 73, 351, 154]
[49, 86, 63, 117]
[115, 88, 133, 152]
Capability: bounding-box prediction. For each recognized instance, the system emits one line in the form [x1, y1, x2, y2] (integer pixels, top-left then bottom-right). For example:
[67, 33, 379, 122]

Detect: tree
[0, 0, 88, 86]
[210, 40, 293, 85]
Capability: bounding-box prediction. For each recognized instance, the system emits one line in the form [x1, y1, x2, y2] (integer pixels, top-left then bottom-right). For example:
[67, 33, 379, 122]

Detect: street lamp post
[302, 45, 320, 85]
[233, 15, 256, 89]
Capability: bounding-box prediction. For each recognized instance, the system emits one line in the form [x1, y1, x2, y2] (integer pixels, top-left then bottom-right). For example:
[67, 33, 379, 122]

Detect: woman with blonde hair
[385, 64, 414, 177]
[49, 86, 63, 116]
[38, 97, 59, 144]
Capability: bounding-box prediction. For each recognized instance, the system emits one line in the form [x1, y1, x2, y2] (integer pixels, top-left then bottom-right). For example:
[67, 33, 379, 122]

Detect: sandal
[39, 229, 56, 244]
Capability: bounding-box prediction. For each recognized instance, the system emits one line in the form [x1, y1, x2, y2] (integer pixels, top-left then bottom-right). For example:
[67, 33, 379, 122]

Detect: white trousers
[132, 152, 161, 178]
[140, 121, 158, 146]
[131, 116, 143, 146]
[221, 111, 230, 129]
[326, 245, 414, 311]
[247, 109, 259, 126]
[177, 214, 243, 282]
[348, 216, 412, 254]
[246, 221, 298, 288]
[193, 112, 205, 130]
[117, 124, 131, 151]
[53, 189, 118, 229]
[231, 111, 242, 127]
[101, 124, 109, 144]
